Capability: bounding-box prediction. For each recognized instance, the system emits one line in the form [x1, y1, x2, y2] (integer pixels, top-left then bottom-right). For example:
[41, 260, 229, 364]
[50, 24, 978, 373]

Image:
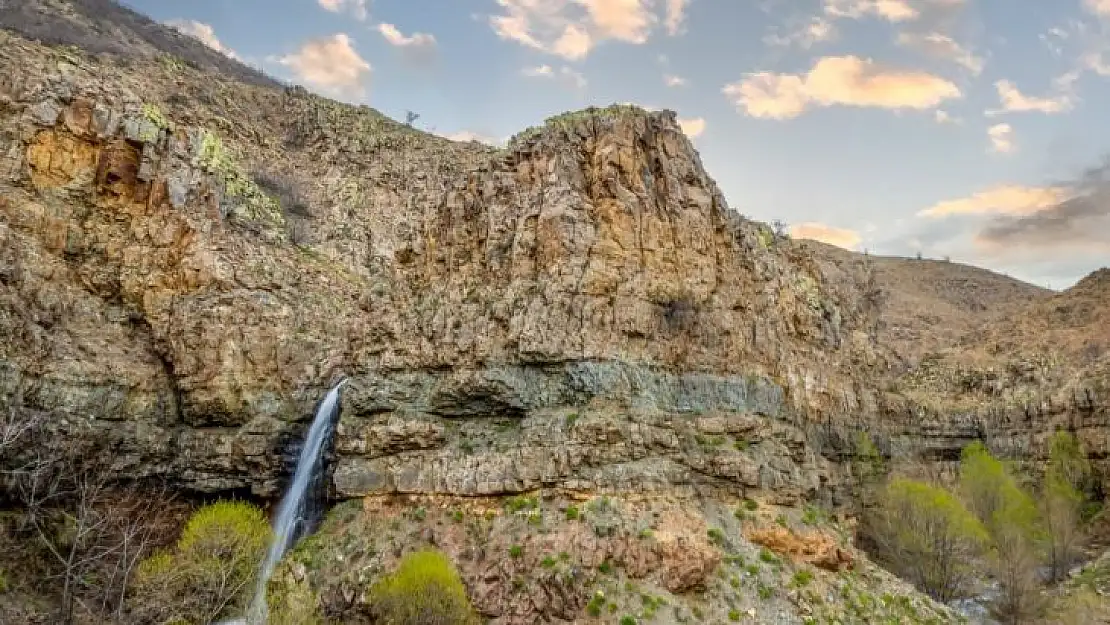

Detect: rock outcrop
[0, 30, 892, 502]
[0, 10, 1104, 505]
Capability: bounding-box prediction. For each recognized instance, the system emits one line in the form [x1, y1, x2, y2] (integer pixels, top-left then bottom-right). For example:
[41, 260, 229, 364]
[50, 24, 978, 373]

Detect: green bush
[367, 549, 479, 625]
[131, 500, 272, 624]
[565, 505, 580, 521]
[866, 477, 986, 602]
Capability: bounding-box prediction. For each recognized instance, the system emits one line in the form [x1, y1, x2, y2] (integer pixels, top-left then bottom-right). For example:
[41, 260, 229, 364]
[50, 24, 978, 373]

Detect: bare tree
[5, 418, 176, 624]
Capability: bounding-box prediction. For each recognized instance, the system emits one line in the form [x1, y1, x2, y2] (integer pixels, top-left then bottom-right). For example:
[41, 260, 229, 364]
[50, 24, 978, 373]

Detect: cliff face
[0, 7, 1105, 506]
[0, 30, 891, 500]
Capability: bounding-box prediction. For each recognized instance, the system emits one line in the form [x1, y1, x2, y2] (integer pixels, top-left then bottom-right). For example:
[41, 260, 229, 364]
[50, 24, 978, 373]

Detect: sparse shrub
[598, 560, 613, 574]
[509, 545, 523, 558]
[565, 412, 580, 428]
[587, 591, 606, 616]
[707, 528, 725, 545]
[565, 505, 580, 521]
[412, 507, 426, 521]
[366, 549, 479, 625]
[801, 505, 823, 526]
[743, 498, 758, 511]
[639, 528, 654, 539]
[775, 514, 788, 527]
[734, 439, 749, 451]
[792, 569, 814, 587]
[620, 615, 638, 625]
[758, 583, 774, 600]
[745, 564, 759, 577]
[541, 555, 557, 568]
[759, 548, 778, 564]
[131, 500, 271, 624]
[505, 495, 538, 513]
[728, 608, 741, 621]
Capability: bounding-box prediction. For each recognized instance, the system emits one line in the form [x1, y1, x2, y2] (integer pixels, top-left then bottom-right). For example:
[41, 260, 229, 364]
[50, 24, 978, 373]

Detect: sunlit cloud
[277, 33, 371, 100]
[789, 222, 863, 249]
[723, 55, 960, 120]
[917, 185, 1066, 218]
[166, 19, 239, 59]
[987, 123, 1014, 154]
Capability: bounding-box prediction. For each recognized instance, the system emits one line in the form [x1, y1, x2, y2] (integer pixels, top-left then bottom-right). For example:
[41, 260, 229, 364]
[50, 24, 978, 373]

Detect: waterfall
[243, 378, 348, 625]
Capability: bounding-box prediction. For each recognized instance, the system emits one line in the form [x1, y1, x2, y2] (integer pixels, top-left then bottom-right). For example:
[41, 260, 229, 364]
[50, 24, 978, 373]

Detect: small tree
[866, 477, 987, 601]
[367, 549, 479, 625]
[1041, 431, 1090, 582]
[131, 500, 271, 624]
[959, 442, 1045, 624]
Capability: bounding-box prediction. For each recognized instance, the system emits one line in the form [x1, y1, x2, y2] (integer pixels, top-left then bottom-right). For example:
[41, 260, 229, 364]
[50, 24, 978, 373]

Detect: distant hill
[797, 239, 1053, 362]
[0, 0, 280, 88]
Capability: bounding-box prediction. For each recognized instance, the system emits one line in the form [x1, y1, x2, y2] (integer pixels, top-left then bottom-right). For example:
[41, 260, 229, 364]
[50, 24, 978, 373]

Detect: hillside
[0, 0, 279, 87]
[0, 2, 1106, 624]
[798, 239, 1054, 363]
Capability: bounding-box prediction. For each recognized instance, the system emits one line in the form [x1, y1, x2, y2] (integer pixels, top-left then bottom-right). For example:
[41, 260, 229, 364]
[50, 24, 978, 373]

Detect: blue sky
[129, 0, 1110, 288]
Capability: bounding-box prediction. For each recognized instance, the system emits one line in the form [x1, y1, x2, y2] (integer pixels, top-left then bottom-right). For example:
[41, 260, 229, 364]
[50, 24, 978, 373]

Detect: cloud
[377, 23, 437, 64]
[489, 0, 684, 60]
[522, 64, 588, 89]
[664, 0, 691, 35]
[318, 0, 369, 21]
[441, 130, 507, 147]
[722, 55, 960, 120]
[678, 117, 705, 137]
[278, 34, 371, 100]
[987, 79, 1073, 115]
[917, 185, 1066, 218]
[987, 123, 1014, 154]
[1084, 0, 1110, 17]
[823, 0, 918, 22]
[789, 222, 862, 249]
[166, 19, 238, 59]
[897, 31, 983, 74]
[664, 74, 687, 87]
[764, 16, 835, 49]
[975, 160, 1110, 253]
[934, 109, 960, 124]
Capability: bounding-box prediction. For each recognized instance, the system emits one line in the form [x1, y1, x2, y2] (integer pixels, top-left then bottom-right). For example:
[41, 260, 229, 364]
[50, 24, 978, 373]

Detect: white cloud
[489, 0, 684, 60]
[917, 185, 1066, 218]
[987, 123, 1014, 153]
[678, 117, 705, 137]
[823, 0, 918, 22]
[664, 74, 687, 87]
[723, 55, 960, 120]
[789, 222, 862, 249]
[522, 64, 587, 89]
[377, 23, 437, 64]
[897, 32, 983, 75]
[441, 130, 507, 147]
[318, 0, 369, 21]
[765, 16, 835, 49]
[166, 19, 238, 59]
[934, 109, 960, 124]
[278, 34, 371, 100]
[664, 0, 691, 35]
[987, 79, 1073, 115]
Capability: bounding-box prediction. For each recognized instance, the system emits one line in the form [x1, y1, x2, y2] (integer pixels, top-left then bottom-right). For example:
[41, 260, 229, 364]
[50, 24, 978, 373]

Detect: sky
[126, 0, 1110, 289]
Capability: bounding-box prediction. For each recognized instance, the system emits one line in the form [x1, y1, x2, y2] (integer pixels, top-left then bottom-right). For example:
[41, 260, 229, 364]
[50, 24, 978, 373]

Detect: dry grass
[798, 240, 1053, 363]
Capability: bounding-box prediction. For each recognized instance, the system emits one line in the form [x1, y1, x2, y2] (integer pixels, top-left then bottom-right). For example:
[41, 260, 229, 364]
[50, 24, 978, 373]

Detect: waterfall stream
[238, 378, 348, 625]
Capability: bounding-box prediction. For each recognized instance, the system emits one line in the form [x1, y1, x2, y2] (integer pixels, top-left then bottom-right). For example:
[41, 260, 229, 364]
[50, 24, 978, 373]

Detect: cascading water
[240, 378, 349, 625]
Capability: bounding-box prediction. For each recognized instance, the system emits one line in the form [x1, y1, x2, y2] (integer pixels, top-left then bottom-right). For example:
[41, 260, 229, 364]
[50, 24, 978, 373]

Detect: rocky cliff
[0, 26, 901, 504]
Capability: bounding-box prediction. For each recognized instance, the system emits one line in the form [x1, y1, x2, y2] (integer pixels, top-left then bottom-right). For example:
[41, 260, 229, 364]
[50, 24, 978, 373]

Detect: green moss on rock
[195, 129, 285, 228]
